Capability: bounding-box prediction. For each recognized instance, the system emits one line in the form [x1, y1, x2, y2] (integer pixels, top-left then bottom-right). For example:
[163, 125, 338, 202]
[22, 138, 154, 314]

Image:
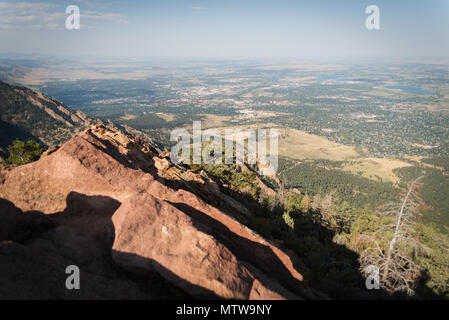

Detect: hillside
[0, 82, 447, 299]
[0, 80, 92, 158]
[0, 123, 325, 299]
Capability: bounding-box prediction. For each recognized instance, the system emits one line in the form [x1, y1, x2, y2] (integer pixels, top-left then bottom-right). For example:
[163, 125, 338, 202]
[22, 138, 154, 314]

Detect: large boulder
[0, 124, 320, 299]
[112, 193, 296, 299]
[0, 199, 152, 299]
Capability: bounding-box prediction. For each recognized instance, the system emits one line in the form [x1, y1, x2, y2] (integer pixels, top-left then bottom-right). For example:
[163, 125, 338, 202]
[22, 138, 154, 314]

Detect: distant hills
[0, 80, 447, 299]
[0, 80, 92, 158]
[0, 80, 163, 160]
[0, 81, 321, 299]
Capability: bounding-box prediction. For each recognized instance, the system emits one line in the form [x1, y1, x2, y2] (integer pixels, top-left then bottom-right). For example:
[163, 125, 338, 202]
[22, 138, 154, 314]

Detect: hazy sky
[0, 0, 448, 59]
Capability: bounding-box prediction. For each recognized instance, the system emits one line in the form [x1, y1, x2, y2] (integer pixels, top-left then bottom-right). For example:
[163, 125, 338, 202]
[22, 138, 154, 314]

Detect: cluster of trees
[394, 161, 449, 232]
[279, 159, 399, 210]
[3, 135, 447, 299]
[0, 81, 77, 145]
[1, 139, 43, 165]
[199, 162, 449, 299]
[187, 163, 261, 204]
[421, 156, 449, 172]
[115, 112, 203, 131]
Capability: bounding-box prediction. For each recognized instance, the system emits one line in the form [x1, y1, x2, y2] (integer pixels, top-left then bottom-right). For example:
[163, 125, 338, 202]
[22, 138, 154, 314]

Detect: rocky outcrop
[0, 124, 323, 300]
[0, 198, 154, 299]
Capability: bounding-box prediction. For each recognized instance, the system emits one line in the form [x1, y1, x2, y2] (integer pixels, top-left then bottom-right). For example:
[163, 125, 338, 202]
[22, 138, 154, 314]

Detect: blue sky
[0, 0, 448, 58]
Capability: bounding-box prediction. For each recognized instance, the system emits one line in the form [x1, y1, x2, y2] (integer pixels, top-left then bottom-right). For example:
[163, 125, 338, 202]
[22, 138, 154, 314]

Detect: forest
[278, 158, 399, 210]
[192, 161, 449, 299]
[394, 159, 449, 232]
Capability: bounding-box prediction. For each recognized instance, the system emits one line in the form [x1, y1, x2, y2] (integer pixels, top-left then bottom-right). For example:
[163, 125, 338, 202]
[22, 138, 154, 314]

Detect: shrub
[2, 139, 43, 165]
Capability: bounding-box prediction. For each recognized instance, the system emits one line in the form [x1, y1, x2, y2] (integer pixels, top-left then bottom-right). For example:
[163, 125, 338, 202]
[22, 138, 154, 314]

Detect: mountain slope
[0, 80, 92, 157]
[0, 123, 324, 299]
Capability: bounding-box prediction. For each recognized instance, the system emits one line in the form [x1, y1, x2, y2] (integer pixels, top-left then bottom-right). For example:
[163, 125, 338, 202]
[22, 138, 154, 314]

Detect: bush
[2, 139, 43, 165]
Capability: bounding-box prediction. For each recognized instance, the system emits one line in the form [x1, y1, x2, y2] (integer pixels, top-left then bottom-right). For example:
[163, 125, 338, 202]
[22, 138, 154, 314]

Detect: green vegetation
[2, 139, 43, 165]
[187, 163, 261, 203]
[197, 162, 448, 299]
[25, 60, 449, 299]
[115, 112, 202, 131]
[394, 162, 449, 232]
[0, 81, 81, 151]
[119, 113, 168, 129]
[421, 156, 449, 171]
[279, 159, 399, 209]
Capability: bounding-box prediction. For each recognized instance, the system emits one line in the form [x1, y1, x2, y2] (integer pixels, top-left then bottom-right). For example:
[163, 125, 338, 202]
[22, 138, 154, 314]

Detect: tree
[287, 191, 303, 213]
[360, 177, 424, 296]
[320, 193, 335, 220]
[2, 139, 43, 165]
[311, 194, 321, 211]
[282, 211, 295, 230]
[300, 194, 312, 212]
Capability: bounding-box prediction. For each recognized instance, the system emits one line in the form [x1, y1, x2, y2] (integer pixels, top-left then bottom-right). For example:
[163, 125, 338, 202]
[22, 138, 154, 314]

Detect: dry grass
[119, 114, 137, 121]
[199, 114, 233, 128]
[171, 122, 415, 184]
[278, 129, 359, 161]
[341, 158, 413, 183]
[156, 113, 175, 122]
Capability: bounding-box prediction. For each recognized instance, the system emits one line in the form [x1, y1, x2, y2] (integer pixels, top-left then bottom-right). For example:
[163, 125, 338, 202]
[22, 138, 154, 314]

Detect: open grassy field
[200, 114, 233, 128]
[278, 128, 359, 161]
[276, 129, 414, 183]
[156, 112, 175, 122]
[173, 123, 418, 184]
[119, 114, 137, 121]
[341, 158, 413, 183]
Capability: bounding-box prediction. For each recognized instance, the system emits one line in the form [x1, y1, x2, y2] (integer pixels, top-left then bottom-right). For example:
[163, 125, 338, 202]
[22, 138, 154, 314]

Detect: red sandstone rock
[0, 125, 321, 299]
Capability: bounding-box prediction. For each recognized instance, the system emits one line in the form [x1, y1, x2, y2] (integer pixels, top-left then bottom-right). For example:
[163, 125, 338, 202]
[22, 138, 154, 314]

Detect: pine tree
[3, 139, 43, 165]
[360, 177, 424, 296]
